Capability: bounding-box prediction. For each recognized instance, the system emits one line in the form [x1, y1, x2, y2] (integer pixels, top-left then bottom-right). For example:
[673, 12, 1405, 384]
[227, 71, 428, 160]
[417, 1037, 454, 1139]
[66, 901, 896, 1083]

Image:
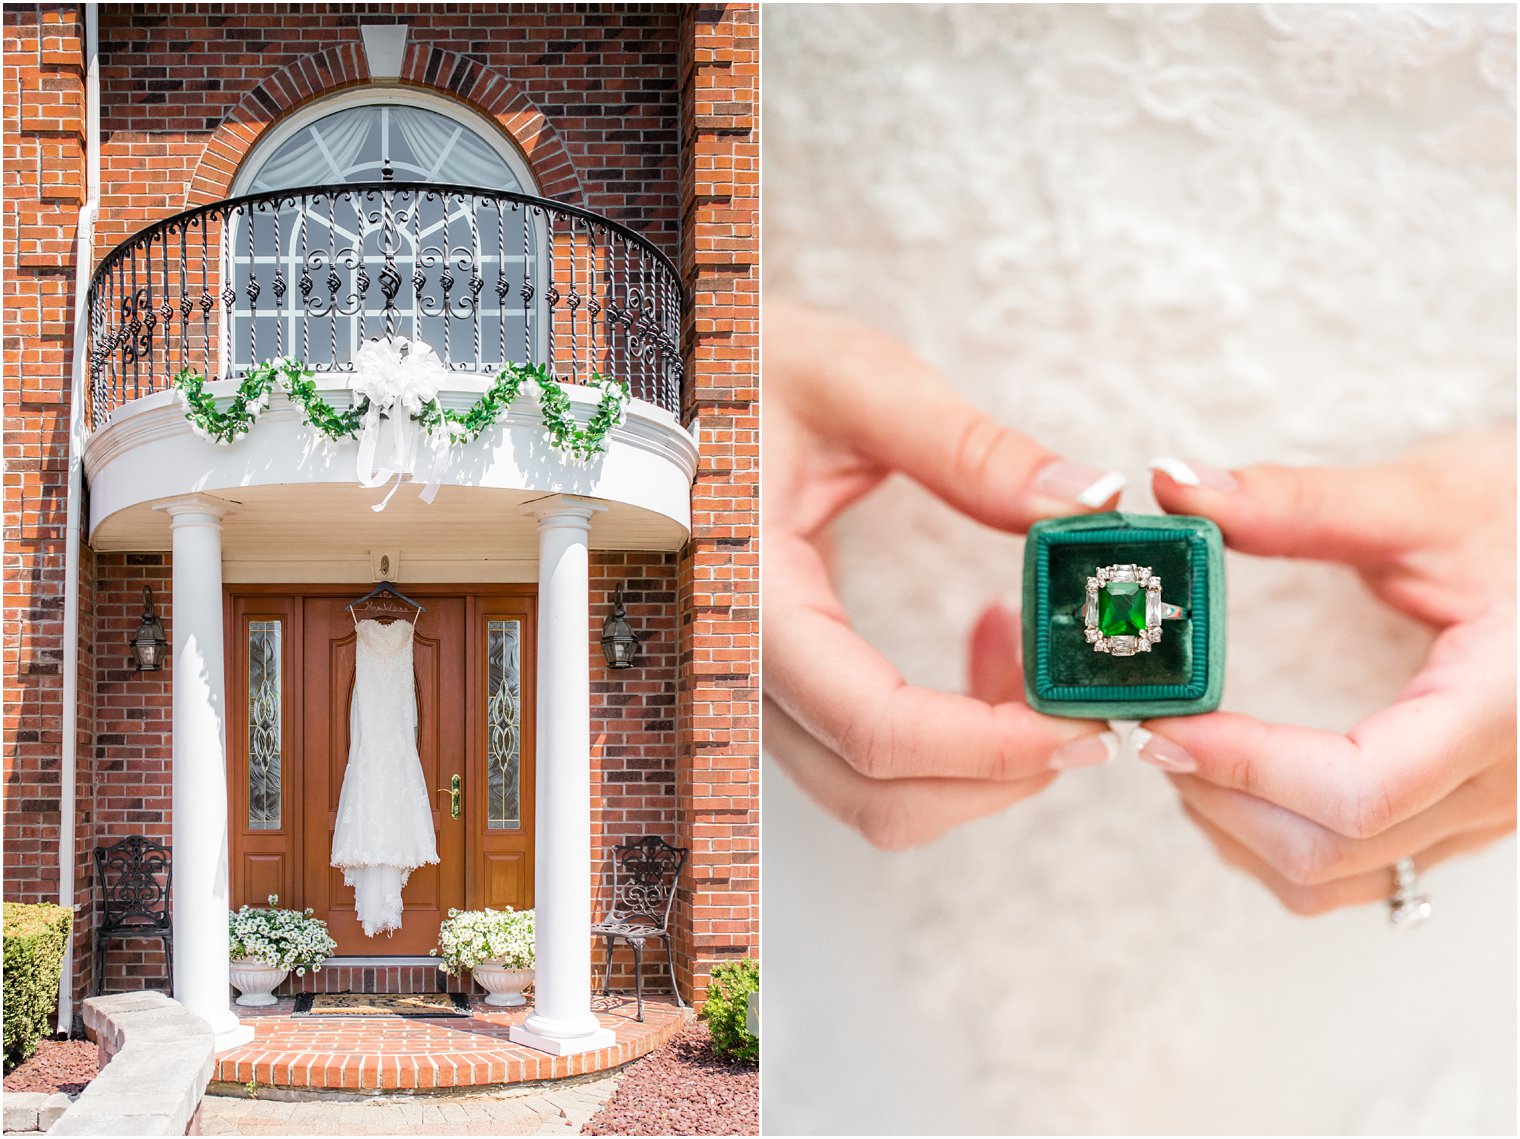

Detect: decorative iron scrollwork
[95, 835, 171, 928]
[86, 181, 685, 430]
[610, 836, 685, 920]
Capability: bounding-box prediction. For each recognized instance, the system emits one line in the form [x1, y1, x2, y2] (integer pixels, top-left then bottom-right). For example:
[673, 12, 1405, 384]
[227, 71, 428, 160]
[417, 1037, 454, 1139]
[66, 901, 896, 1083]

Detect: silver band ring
[1080, 564, 1188, 656]
[1389, 857, 1432, 928]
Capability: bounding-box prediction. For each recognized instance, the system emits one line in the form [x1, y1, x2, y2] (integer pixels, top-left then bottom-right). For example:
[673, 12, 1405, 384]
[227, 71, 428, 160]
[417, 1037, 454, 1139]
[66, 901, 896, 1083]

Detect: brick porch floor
[213, 994, 691, 1092]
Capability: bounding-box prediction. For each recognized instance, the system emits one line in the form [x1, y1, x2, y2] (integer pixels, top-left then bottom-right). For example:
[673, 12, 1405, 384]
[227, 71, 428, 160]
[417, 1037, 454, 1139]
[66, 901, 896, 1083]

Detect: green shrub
[702, 957, 758, 1063]
[3, 902, 72, 1068]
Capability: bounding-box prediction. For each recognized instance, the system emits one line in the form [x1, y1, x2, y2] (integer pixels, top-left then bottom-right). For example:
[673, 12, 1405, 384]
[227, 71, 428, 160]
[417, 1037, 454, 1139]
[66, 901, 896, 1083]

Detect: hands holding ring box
[763, 301, 1516, 920]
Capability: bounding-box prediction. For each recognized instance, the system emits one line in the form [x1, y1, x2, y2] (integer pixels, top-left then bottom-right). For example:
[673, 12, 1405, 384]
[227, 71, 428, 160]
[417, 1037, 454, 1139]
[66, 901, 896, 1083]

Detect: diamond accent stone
[1390, 897, 1433, 927]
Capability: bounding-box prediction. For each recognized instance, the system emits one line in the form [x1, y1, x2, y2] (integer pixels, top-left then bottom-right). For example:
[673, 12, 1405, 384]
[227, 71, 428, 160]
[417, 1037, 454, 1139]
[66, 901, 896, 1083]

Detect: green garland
[173, 357, 628, 462]
[413, 361, 628, 461]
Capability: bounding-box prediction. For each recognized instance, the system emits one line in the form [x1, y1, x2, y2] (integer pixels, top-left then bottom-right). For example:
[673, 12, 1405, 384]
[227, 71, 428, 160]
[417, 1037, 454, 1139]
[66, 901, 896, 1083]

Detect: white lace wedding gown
[764, 5, 1515, 1135]
[330, 618, 439, 937]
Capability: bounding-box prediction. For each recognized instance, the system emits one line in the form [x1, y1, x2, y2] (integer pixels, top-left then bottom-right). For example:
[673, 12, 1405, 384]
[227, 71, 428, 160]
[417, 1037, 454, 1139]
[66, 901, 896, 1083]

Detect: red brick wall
[89, 554, 175, 993]
[589, 550, 680, 991]
[79, 551, 684, 995]
[94, 3, 681, 257]
[3, 4, 89, 1016]
[5, 2, 757, 1014]
[92, 555, 175, 848]
[672, 4, 761, 1003]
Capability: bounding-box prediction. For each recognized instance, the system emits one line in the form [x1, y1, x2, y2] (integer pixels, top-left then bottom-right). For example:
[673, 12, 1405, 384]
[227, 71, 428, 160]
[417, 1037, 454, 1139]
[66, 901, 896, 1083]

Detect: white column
[510, 495, 616, 1057]
[154, 494, 253, 1052]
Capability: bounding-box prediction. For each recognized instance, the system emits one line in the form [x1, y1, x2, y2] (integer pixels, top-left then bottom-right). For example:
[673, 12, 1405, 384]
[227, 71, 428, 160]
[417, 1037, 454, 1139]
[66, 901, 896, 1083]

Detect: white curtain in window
[245, 104, 522, 193]
[247, 108, 372, 192]
[391, 107, 517, 189]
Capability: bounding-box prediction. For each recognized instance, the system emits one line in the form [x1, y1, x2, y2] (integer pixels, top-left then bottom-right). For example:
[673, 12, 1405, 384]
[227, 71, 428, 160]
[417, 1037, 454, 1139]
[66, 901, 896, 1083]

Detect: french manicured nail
[1147, 457, 1238, 493]
[1048, 730, 1121, 771]
[1034, 460, 1127, 508]
[1131, 727, 1197, 773]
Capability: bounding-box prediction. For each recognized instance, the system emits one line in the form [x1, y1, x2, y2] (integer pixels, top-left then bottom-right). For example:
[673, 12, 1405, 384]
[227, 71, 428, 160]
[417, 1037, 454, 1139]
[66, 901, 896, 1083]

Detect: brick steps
[213, 994, 689, 1092]
[272, 958, 680, 1000]
[275, 960, 450, 997]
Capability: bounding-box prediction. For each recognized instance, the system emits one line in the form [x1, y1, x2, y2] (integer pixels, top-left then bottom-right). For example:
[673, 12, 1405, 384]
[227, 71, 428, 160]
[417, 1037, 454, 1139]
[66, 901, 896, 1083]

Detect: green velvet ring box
[1022, 512, 1225, 720]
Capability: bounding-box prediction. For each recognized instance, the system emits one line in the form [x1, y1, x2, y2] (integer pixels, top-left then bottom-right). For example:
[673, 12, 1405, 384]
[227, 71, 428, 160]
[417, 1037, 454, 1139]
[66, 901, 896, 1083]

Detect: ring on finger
[1388, 856, 1432, 928]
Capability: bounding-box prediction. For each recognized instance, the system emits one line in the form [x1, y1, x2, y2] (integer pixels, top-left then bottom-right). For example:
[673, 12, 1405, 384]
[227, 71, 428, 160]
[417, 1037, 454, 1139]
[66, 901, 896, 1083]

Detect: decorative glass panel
[486, 619, 522, 830]
[229, 103, 539, 376]
[247, 620, 283, 830]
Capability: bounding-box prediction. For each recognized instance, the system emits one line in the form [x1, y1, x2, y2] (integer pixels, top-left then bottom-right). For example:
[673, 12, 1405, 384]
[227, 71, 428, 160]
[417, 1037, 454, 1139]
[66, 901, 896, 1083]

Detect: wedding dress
[330, 618, 439, 936]
[764, 5, 1515, 1135]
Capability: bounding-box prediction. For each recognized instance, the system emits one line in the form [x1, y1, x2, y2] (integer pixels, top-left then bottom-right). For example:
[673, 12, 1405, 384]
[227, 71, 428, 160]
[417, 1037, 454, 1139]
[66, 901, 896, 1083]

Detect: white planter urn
[229, 958, 289, 1006]
[472, 961, 534, 1007]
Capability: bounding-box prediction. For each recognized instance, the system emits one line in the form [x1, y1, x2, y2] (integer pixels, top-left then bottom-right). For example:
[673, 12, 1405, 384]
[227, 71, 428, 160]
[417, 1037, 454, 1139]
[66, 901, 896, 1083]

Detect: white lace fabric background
[762, 5, 1516, 1135]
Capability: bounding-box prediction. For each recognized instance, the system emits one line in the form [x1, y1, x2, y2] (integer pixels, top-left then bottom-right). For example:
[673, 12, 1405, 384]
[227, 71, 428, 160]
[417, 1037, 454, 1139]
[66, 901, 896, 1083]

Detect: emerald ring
[1081, 564, 1187, 656]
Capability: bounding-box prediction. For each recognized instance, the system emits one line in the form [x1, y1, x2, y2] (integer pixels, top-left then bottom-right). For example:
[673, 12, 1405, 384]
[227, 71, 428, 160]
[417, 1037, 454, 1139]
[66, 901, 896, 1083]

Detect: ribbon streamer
[348, 337, 456, 511]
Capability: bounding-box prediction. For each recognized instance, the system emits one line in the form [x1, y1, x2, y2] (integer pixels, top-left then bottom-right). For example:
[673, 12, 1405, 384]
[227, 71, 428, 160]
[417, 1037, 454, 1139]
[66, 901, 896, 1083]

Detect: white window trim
[230, 86, 540, 198]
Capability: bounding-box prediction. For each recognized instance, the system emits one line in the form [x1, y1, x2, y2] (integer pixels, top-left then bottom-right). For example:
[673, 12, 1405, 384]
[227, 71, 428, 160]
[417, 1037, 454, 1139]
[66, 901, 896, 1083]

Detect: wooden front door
[227, 587, 537, 958]
[302, 595, 464, 954]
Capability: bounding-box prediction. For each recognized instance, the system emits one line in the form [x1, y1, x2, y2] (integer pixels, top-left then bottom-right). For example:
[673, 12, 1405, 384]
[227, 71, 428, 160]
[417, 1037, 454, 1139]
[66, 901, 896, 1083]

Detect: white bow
[348, 337, 455, 511]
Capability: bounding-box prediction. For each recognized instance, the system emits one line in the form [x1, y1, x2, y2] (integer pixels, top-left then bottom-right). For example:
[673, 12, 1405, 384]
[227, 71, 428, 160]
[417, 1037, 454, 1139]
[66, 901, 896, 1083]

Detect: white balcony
[82, 182, 694, 573]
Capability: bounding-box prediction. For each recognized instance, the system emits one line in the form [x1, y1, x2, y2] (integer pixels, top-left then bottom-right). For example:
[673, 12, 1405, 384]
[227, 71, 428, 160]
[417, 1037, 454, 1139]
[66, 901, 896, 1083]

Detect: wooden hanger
[344, 581, 426, 625]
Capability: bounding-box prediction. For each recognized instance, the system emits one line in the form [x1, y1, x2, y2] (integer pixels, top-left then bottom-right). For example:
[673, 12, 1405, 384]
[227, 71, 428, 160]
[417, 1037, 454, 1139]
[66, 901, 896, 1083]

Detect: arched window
[227, 92, 544, 375]
[242, 100, 532, 193]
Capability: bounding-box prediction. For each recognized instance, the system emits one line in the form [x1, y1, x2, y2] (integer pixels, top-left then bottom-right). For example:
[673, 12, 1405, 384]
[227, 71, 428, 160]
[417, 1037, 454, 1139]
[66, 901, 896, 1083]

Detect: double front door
[227, 587, 536, 955]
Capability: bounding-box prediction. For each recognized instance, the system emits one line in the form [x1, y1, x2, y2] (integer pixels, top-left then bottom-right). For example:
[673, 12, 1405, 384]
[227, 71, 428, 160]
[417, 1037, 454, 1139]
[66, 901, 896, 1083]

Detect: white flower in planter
[433, 907, 536, 974]
[228, 895, 336, 971]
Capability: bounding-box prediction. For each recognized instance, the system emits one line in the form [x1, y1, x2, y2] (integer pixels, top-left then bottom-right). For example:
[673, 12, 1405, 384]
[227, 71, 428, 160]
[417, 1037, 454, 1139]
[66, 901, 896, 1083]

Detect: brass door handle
[436, 773, 461, 820]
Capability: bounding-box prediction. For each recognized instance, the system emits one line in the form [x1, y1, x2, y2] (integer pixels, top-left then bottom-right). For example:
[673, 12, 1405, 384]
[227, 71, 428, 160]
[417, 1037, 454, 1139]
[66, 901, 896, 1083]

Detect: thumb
[1148, 456, 1427, 564]
[849, 393, 1126, 533]
[797, 307, 1127, 533]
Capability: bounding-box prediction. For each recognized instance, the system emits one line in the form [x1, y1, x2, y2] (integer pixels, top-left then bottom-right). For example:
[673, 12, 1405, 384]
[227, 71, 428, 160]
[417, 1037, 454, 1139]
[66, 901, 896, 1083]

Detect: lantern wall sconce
[130, 586, 167, 672]
[600, 586, 641, 670]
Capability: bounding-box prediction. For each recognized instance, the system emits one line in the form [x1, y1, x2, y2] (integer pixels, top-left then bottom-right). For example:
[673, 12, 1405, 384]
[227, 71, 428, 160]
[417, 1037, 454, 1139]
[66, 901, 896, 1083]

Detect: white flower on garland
[350, 338, 447, 419]
[349, 336, 457, 512]
[170, 347, 630, 497]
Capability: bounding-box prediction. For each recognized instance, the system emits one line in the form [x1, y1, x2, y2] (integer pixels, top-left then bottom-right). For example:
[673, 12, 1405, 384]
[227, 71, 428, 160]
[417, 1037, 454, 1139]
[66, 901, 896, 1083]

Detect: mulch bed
[3, 1037, 99, 1096]
[583, 1021, 758, 1137]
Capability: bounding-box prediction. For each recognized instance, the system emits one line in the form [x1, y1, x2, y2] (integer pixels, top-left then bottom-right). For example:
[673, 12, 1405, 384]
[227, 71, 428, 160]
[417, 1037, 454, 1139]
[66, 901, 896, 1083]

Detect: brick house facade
[3, 2, 757, 1052]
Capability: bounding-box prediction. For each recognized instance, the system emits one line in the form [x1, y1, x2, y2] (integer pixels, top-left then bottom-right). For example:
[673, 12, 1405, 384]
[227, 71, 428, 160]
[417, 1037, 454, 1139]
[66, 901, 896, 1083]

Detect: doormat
[291, 992, 471, 1018]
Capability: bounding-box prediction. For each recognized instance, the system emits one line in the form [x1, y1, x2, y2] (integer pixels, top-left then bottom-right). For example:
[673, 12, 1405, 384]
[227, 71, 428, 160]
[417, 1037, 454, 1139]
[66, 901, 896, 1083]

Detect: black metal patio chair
[93, 835, 172, 995]
[592, 836, 688, 1022]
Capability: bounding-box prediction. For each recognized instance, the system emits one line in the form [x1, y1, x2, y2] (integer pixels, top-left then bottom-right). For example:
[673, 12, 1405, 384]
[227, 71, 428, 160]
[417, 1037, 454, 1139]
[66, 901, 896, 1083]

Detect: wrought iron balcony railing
[87, 182, 685, 430]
